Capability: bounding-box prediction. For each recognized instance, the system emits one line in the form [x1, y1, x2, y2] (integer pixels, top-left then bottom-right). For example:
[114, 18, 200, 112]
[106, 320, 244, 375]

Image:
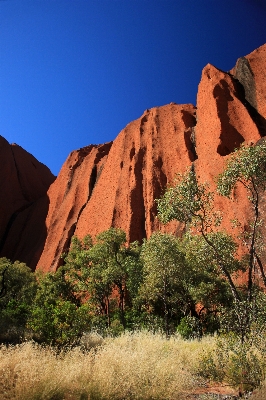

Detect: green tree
[181, 232, 240, 335]
[0, 258, 37, 342]
[140, 232, 234, 336]
[216, 142, 266, 341]
[140, 232, 187, 336]
[217, 142, 266, 300]
[29, 266, 90, 346]
[157, 148, 266, 340]
[64, 228, 143, 331]
[156, 166, 241, 303]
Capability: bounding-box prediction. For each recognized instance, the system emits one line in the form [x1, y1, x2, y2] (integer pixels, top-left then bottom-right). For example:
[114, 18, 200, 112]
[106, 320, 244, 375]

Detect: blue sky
[1, 0, 266, 175]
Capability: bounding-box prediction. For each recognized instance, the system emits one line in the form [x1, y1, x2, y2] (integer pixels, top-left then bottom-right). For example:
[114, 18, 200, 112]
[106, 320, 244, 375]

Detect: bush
[177, 316, 202, 339]
[0, 258, 37, 343]
[198, 332, 266, 394]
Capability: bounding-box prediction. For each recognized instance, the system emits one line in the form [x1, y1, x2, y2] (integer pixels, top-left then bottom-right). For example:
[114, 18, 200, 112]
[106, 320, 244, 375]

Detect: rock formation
[37, 142, 113, 272]
[0, 137, 55, 269]
[1, 43, 266, 271]
[36, 103, 197, 272]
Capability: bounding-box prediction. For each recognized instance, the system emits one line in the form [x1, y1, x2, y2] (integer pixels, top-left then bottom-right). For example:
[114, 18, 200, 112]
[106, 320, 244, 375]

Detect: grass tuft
[0, 332, 217, 400]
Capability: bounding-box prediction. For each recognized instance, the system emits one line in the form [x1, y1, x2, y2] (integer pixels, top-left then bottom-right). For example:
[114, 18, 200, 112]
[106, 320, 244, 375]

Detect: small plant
[177, 316, 202, 339]
[198, 332, 266, 395]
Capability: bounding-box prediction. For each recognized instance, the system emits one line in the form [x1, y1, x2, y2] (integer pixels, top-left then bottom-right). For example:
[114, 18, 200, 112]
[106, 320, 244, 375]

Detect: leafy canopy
[217, 142, 266, 198]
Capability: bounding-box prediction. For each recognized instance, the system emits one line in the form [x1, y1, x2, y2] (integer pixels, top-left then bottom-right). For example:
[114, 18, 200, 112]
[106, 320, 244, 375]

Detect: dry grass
[0, 342, 93, 400]
[0, 331, 215, 400]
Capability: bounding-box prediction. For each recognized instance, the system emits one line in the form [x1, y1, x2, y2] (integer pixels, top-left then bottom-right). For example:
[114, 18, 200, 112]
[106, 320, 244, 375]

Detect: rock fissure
[0, 202, 34, 253]
[10, 147, 30, 202]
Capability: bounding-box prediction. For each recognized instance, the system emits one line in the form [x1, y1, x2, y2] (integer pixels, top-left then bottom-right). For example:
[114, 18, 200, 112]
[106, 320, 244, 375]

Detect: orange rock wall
[1, 44, 266, 271]
[36, 143, 112, 271]
[195, 60, 263, 239]
[37, 104, 197, 272]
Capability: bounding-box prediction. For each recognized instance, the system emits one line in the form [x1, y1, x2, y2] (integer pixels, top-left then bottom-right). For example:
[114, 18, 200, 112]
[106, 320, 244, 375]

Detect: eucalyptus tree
[0, 258, 37, 342]
[156, 142, 266, 340]
[156, 166, 241, 303]
[64, 228, 143, 330]
[28, 265, 91, 346]
[216, 142, 266, 340]
[217, 142, 266, 300]
[140, 232, 187, 336]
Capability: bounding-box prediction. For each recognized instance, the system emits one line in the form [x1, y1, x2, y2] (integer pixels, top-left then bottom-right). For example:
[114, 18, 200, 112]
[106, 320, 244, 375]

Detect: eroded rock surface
[36, 143, 112, 271]
[74, 104, 197, 246]
[37, 104, 196, 271]
[1, 44, 266, 271]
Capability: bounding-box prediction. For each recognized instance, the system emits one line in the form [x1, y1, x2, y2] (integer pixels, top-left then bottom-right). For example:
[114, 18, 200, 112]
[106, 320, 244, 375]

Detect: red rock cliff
[36, 103, 197, 272]
[1, 44, 266, 272]
[0, 137, 55, 269]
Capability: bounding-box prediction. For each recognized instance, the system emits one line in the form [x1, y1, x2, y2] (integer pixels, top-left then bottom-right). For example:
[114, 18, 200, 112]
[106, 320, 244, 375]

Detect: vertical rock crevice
[10, 147, 30, 202]
[0, 202, 33, 253]
[182, 110, 198, 161]
[214, 79, 245, 156]
[129, 148, 147, 242]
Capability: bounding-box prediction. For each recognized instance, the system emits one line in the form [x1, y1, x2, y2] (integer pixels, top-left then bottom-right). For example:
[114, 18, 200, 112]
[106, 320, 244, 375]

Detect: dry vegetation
[0, 331, 216, 400]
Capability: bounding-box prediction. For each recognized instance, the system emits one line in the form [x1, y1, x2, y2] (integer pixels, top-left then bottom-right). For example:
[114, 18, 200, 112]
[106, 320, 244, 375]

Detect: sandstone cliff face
[36, 142, 112, 272]
[1, 44, 266, 271]
[231, 44, 266, 122]
[0, 136, 55, 269]
[195, 60, 263, 238]
[74, 104, 197, 244]
[37, 104, 196, 271]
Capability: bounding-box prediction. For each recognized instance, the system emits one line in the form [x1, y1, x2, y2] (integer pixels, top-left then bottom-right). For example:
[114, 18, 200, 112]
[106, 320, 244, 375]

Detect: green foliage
[177, 316, 201, 339]
[198, 331, 266, 393]
[217, 142, 266, 198]
[140, 232, 186, 303]
[140, 232, 186, 335]
[28, 267, 91, 346]
[155, 159, 266, 338]
[0, 258, 37, 342]
[64, 228, 143, 332]
[157, 166, 221, 232]
[139, 231, 239, 336]
[184, 231, 241, 279]
[29, 299, 91, 346]
[217, 142, 266, 338]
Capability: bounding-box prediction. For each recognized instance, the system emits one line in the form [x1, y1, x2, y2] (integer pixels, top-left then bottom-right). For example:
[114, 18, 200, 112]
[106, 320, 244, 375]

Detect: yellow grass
[0, 331, 215, 400]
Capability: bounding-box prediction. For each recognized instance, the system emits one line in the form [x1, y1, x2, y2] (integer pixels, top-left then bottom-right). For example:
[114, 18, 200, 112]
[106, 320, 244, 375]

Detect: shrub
[198, 332, 266, 394]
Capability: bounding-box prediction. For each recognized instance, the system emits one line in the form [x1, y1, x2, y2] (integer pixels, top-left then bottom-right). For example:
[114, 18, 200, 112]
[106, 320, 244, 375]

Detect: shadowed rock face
[1, 44, 266, 271]
[0, 136, 55, 270]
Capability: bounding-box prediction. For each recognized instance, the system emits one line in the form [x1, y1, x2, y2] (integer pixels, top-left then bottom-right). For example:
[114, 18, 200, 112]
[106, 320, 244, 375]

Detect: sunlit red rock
[36, 104, 196, 271]
[74, 103, 197, 245]
[195, 61, 263, 239]
[36, 143, 112, 272]
[1, 44, 266, 271]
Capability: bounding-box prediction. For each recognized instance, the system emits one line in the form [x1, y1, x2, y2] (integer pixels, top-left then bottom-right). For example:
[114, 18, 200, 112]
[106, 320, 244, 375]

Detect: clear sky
[1, 0, 266, 175]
